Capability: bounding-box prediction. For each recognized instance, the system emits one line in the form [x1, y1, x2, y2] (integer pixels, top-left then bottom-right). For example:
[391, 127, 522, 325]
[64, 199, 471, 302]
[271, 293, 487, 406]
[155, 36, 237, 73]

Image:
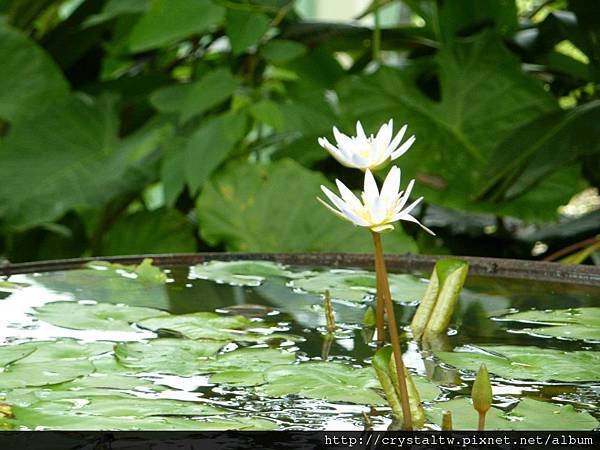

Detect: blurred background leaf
[0, 0, 598, 264]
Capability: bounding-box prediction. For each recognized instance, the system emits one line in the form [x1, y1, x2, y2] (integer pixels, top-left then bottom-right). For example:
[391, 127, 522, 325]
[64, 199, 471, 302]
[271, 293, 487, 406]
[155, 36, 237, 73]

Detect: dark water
[1, 263, 598, 430]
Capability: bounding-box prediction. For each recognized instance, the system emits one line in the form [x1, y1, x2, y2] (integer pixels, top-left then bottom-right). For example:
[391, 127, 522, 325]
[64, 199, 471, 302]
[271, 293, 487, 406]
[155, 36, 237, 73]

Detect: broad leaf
[0, 96, 170, 228]
[0, 346, 36, 367]
[180, 69, 239, 123]
[261, 40, 306, 64]
[184, 111, 247, 193]
[100, 209, 196, 255]
[196, 159, 417, 252]
[34, 301, 168, 332]
[3, 340, 113, 365]
[226, 9, 271, 55]
[0, 23, 68, 122]
[436, 345, 600, 382]
[207, 348, 296, 385]
[0, 360, 94, 389]
[128, 0, 225, 52]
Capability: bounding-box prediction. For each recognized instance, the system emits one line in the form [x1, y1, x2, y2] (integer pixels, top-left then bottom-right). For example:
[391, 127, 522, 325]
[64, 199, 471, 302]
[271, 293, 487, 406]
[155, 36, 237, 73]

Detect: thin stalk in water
[372, 231, 413, 430]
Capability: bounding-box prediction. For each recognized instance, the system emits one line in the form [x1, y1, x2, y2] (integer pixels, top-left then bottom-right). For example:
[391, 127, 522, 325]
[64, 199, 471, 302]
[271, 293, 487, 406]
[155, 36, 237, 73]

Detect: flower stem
[371, 231, 413, 430]
[478, 411, 486, 431]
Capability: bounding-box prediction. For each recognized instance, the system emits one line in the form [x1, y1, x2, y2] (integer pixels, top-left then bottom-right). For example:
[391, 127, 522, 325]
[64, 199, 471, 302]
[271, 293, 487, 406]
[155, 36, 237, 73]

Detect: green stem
[478, 411, 486, 431]
[372, 231, 413, 430]
[372, 6, 381, 62]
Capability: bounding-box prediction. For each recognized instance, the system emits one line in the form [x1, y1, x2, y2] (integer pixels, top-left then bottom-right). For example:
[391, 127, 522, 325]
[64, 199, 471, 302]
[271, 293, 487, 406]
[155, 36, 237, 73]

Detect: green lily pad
[86, 259, 167, 285]
[0, 360, 94, 390]
[190, 260, 310, 286]
[32, 261, 170, 310]
[3, 404, 276, 430]
[34, 301, 168, 332]
[497, 307, 600, 341]
[0, 345, 36, 367]
[427, 397, 599, 430]
[435, 345, 600, 382]
[0, 339, 113, 367]
[138, 311, 293, 342]
[289, 270, 427, 303]
[114, 338, 225, 376]
[256, 362, 439, 405]
[207, 348, 296, 386]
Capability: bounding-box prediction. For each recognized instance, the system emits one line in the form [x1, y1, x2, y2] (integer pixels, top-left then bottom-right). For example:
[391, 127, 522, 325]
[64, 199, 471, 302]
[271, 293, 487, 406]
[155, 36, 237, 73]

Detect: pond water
[0, 259, 598, 431]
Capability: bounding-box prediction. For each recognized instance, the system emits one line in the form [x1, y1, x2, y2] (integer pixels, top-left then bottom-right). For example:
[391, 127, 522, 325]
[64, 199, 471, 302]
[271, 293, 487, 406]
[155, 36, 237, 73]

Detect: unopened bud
[472, 364, 492, 414]
[441, 410, 452, 431]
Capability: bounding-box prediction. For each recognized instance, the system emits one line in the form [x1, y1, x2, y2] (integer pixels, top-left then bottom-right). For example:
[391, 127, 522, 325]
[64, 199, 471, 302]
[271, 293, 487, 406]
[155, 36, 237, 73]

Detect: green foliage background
[0, 0, 598, 262]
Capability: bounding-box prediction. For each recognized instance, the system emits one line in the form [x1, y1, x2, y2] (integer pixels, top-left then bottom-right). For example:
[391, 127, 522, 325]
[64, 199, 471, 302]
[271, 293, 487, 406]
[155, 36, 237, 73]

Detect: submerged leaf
[436, 345, 600, 382]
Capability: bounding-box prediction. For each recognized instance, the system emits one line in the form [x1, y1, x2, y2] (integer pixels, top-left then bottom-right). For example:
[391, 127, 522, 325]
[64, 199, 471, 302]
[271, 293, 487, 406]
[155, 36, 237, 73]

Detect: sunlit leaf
[190, 260, 309, 286]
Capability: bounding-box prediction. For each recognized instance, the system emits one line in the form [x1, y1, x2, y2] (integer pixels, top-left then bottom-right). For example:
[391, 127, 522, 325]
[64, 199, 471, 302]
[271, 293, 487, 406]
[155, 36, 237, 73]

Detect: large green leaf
[196, 159, 417, 252]
[180, 69, 239, 123]
[436, 345, 600, 382]
[99, 209, 196, 255]
[114, 338, 225, 376]
[0, 23, 68, 122]
[496, 307, 600, 341]
[226, 9, 271, 55]
[337, 32, 568, 222]
[427, 397, 598, 431]
[478, 101, 600, 201]
[190, 260, 311, 286]
[34, 301, 168, 332]
[184, 111, 247, 193]
[288, 270, 427, 303]
[0, 96, 171, 228]
[2, 339, 113, 365]
[128, 0, 225, 52]
[0, 345, 36, 367]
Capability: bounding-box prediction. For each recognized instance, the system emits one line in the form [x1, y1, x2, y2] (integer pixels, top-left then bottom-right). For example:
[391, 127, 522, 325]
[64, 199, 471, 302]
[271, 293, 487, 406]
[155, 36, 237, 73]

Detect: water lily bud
[472, 364, 492, 414]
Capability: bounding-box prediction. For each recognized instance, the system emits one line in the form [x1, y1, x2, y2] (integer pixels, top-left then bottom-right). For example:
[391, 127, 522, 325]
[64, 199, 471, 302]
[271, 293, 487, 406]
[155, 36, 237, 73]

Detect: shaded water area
[0, 260, 598, 430]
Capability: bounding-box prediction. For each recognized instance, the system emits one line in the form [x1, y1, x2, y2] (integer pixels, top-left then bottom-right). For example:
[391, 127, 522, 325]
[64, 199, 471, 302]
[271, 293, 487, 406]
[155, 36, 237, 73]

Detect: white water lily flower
[318, 166, 434, 234]
[318, 119, 415, 171]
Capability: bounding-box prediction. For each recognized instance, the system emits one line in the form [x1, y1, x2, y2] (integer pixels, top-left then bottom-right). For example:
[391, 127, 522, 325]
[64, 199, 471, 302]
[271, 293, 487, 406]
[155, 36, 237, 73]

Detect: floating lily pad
[427, 397, 599, 430]
[289, 270, 427, 303]
[207, 348, 296, 386]
[0, 345, 36, 367]
[256, 362, 439, 405]
[34, 301, 168, 332]
[497, 307, 600, 341]
[3, 404, 276, 430]
[0, 340, 113, 367]
[138, 312, 293, 342]
[435, 345, 600, 382]
[190, 260, 310, 286]
[32, 261, 170, 310]
[114, 338, 225, 376]
[0, 360, 94, 390]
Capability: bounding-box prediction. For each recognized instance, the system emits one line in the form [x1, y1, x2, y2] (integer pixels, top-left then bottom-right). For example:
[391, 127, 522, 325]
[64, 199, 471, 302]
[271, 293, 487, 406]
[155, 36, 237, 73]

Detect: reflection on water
[1, 263, 598, 430]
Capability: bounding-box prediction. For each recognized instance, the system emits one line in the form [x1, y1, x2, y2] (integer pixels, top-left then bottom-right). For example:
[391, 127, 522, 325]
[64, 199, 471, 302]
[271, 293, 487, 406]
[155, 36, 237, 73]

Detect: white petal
[370, 196, 388, 224]
[321, 185, 349, 214]
[356, 121, 367, 140]
[400, 196, 423, 216]
[398, 214, 435, 235]
[333, 126, 352, 147]
[390, 134, 415, 159]
[388, 124, 407, 151]
[335, 179, 364, 211]
[317, 197, 353, 223]
[376, 120, 393, 146]
[362, 169, 379, 206]
[380, 166, 401, 202]
[371, 223, 395, 233]
[395, 179, 415, 212]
